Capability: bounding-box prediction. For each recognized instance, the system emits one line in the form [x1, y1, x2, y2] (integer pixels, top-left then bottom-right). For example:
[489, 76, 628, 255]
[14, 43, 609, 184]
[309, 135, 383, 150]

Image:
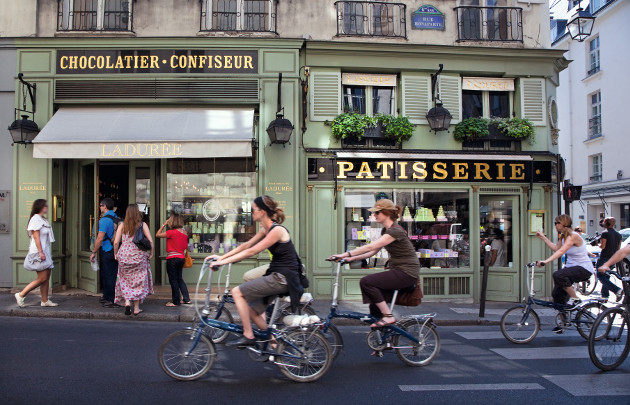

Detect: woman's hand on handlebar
[205, 254, 220, 262]
[598, 264, 610, 273]
[536, 260, 546, 267]
[328, 254, 352, 262]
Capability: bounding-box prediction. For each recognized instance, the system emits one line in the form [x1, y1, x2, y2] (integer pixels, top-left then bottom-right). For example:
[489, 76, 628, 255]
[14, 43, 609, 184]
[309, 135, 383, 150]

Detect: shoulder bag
[133, 224, 152, 251]
[183, 249, 194, 268]
[395, 278, 423, 307]
[24, 252, 53, 272]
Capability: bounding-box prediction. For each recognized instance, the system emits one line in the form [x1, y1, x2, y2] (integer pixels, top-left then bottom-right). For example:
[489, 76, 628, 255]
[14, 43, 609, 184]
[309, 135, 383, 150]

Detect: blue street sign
[412, 4, 445, 31]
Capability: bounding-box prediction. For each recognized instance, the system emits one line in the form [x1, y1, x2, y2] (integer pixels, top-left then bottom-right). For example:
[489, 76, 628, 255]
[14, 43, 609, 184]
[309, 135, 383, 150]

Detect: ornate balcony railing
[588, 115, 602, 139]
[200, 0, 277, 33]
[455, 6, 522, 42]
[335, 1, 406, 38]
[57, 0, 133, 32]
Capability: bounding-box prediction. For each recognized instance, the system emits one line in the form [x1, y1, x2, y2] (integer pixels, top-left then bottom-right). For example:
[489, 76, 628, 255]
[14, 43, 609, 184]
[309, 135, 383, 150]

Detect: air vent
[422, 277, 445, 296]
[55, 79, 259, 101]
[449, 277, 470, 295]
[479, 187, 522, 193]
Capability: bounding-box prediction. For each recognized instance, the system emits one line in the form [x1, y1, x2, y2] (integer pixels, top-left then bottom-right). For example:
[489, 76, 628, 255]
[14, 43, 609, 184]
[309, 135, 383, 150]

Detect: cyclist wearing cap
[330, 199, 419, 328]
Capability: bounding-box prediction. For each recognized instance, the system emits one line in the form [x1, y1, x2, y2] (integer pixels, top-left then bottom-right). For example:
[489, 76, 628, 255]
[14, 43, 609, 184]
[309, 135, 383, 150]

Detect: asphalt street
[1, 316, 629, 404]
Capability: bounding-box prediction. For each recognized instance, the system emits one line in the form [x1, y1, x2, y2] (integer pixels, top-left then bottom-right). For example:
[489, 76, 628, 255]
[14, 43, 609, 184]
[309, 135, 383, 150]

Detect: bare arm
[113, 226, 123, 257]
[600, 238, 607, 251]
[32, 230, 45, 260]
[346, 248, 381, 262]
[142, 223, 154, 259]
[489, 250, 498, 266]
[536, 231, 562, 251]
[330, 234, 396, 261]
[155, 221, 169, 238]
[215, 228, 284, 266]
[600, 245, 630, 271]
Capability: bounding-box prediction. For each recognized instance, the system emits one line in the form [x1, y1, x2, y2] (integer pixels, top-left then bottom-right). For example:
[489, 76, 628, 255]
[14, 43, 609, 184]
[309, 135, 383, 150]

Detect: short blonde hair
[169, 213, 184, 229]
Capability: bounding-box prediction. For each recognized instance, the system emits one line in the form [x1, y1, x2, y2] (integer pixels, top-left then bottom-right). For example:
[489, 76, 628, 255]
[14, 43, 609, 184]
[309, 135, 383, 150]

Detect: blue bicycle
[319, 259, 440, 366]
[158, 259, 333, 382]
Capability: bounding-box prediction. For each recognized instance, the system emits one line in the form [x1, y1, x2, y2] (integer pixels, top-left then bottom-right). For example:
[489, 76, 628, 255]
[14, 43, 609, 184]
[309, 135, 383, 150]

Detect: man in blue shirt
[90, 198, 119, 307]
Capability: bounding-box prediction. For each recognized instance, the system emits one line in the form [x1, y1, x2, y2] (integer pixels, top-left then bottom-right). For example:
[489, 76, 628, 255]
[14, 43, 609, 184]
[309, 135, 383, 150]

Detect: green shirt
[382, 225, 420, 278]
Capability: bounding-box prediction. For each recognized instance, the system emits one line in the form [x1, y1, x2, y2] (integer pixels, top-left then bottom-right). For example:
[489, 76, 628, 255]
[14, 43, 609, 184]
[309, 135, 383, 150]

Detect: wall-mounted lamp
[567, 1, 595, 42]
[266, 73, 294, 146]
[8, 73, 39, 146]
[426, 64, 452, 133]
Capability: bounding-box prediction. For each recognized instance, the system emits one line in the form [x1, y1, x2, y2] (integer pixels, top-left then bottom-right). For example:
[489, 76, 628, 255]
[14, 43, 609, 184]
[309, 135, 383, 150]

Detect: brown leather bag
[395, 279, 423, 306]
[183, 250, 194, 268]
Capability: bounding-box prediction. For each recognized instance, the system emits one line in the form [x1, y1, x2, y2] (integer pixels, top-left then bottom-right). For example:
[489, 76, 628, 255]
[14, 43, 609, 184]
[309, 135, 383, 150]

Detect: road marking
[399, 383, 544, 391]
[455, 330, 580, 340]
[543, 374, 630, 396]
[490, 346, 589, 360]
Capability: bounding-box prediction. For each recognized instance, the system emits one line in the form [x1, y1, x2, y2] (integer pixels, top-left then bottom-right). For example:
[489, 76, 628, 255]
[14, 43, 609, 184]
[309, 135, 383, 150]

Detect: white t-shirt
[491, 239, 507, 267]
[27, 214, 55, 257]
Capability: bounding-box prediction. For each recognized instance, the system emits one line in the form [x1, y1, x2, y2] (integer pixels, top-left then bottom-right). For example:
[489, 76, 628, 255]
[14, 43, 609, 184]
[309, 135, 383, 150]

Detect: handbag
[183, 249, 193, 268]
[133, 224, 152, 251]
[23, 252, 53, 271]
[395, 279, 423, 307]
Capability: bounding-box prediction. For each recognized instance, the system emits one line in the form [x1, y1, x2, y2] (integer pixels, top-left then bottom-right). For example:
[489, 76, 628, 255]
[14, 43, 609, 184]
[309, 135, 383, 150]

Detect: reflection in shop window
[344, 189, 470, 269]
[167, 158, 256, 255]
[480, 197, 512, 268]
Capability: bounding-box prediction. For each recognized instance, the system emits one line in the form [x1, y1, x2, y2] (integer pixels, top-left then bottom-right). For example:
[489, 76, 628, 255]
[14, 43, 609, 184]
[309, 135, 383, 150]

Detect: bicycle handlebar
[326, 257, 347, 265]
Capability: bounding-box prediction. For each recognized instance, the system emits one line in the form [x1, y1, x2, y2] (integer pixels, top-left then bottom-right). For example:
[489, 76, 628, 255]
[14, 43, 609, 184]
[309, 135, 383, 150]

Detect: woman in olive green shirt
[330, 199, 419, 327]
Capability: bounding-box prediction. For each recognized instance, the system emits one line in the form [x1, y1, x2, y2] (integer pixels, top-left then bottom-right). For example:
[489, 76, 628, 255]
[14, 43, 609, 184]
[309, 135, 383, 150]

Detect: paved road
[1, 316, 629, 404]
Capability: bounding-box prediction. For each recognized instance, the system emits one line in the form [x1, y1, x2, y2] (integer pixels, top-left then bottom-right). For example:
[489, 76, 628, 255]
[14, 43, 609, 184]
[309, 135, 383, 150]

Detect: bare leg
[232, 287, 254, 339]
[564, 286, 579, 300]
[19, 270, 48, 298]
[133, 300, 141, 314]
[371, 301, 396, 326]
[249, 307, 267, 330]
[39, 269, 52, 302]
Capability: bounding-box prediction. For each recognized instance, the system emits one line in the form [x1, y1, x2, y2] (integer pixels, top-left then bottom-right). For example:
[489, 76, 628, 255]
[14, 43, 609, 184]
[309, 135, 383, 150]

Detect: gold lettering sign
[342, 73, 397, 87]
[462, 77, 515, 91]
[100, 143, 184, 158]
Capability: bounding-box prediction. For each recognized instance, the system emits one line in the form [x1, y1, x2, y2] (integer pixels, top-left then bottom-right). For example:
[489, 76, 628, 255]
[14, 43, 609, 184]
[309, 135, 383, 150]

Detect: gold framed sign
[528, 210, 545, 235]
[53, 195, 65, 222]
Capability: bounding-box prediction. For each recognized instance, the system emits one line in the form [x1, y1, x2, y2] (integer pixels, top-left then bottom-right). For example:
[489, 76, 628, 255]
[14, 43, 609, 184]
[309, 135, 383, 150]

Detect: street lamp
[426, 64, 452, 133]
[567, 2, 595, 42]
[8, 73, 39, 146]
[266, 73, 294, 146]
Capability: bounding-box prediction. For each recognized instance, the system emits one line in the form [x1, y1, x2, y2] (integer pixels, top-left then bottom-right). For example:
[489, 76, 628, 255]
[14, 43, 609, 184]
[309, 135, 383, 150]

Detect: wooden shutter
[309, 70, 341, 121]
[401, 74, 431, 124]
[520, 78, 546, 126]
[438, 74, 462, 124]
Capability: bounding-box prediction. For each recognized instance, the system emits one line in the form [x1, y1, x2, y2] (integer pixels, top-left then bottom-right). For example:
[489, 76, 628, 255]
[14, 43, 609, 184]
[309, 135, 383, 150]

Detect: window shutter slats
[401, 74, 431, 124]
[310, 71, 341, 121]
[438, 75, 462, 124]
[520, 78, 546, 126]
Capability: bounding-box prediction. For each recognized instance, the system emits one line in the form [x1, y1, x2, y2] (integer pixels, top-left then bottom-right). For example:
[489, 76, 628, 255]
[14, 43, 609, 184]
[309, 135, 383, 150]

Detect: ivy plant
[330, 113, 415, 143]
[380, 114, 415, 143]
[331, 113, 367, 141]
[453, 117, 489, 142]
[495, 117, 535, 142]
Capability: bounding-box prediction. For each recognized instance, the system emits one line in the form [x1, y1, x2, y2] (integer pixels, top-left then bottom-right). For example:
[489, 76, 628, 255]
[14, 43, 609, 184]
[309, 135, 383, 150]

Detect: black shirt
[600, 228, 622, 262]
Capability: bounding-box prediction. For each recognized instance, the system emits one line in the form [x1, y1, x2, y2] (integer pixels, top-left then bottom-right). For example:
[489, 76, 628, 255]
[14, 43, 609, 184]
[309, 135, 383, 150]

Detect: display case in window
[344, 189, 470, 270]
[166, 158, 256, 255]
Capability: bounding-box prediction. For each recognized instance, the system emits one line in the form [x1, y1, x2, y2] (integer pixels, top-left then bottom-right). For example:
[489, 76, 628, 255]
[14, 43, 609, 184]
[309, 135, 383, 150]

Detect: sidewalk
[0, 290, 558, 326]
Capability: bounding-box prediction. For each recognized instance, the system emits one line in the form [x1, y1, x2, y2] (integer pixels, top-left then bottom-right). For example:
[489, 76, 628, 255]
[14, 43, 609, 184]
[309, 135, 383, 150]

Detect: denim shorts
[238, 272, 289, 314]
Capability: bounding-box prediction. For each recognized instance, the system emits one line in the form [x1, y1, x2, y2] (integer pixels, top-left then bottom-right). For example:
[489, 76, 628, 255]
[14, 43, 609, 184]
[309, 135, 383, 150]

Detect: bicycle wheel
[500, 306, 540, 344]
[576, 273, 598, 296]
[588, 307, 630, 371]
[194, 304, 234, 344]
[276, 329, 333, 383]
[158, 330, 216, 381]
[322, 323, 344, 360]
[576, 302, 607, 340]
[394, 319, 440, 367]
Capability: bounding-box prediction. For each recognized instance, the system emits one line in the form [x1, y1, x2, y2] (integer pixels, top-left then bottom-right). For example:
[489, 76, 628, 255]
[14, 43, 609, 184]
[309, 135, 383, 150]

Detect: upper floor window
[588, 36, 600, 76]
[589, 91, 602, 139]
[341, 73, 396, 115]
[590, 153, 603, 183]
[462, 90, 512, 119]
[590, 0, 613, 13]
[455, 0, 523, 42]
[58, 0, 133, 32]
[336, 1, 407, 38]
[201, 0, 277, 32]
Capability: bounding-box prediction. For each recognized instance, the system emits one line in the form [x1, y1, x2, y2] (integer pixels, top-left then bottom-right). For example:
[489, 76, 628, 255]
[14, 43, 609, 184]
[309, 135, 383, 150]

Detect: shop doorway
[479, 195, 521, 302]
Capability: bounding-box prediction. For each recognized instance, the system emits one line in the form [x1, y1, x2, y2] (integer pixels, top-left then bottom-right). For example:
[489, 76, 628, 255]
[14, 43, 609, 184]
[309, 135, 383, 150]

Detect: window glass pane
[489, 91, 510, 118]
[243, 0, 269, 31]
[462, 90, 483, 118]
[214, 0, 238, 30]
[343, 1, 366, 34]
[72, 0, 99, 30]
[343, 86, 367, 114]
[167, 158, 256, 254]
[480, 197, 512, 268]
[372, 87, 394, 115]
[103, 0, 131, 30]
[343, 189, 470, 269]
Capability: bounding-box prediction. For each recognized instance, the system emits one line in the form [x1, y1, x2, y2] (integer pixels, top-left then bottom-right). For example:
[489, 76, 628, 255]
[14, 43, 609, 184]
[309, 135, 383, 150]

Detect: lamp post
[266, 73, 294, 146]
[7, 73, 39, 146]
[426, 64, 452, 133]
[567, 1, 595, 42]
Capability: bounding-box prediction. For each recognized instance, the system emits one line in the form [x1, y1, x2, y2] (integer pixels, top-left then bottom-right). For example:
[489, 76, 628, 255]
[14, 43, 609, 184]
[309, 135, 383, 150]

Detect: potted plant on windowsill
[331, 113, 367, 145]
[379, 114, 415, 144]
[453, 117, 490, 142]
[494, 117, 535, 144]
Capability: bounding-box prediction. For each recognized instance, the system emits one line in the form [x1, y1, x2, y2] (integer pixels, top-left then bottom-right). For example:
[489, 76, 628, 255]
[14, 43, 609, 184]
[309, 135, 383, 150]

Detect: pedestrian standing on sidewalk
[90, 198, 120, 308]
[156, 212, 191, 307]
[15, 199, 58, 308]
[596, 217, 623, 302]
[113, 204, 154, 316]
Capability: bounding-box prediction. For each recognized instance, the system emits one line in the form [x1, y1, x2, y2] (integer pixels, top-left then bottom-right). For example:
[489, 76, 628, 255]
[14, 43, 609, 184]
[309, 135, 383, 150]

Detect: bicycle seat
[282, 292, 313, 303]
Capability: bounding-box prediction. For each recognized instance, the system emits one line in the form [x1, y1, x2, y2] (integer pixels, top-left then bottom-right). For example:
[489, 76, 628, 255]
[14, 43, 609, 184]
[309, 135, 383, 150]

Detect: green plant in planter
[496, 117, 535, 143]
[453, 117, 489, 142]
[331, 113, 367, 141]
[378, 114, 414, 143]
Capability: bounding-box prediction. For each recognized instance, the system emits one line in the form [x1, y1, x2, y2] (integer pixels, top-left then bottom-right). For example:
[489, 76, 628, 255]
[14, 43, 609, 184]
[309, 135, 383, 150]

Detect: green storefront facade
[12, 37, 567, 303]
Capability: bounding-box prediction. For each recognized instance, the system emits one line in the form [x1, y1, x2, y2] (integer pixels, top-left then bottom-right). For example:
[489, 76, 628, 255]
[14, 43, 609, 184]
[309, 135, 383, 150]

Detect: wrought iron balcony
[335, 1, 406, 38]
[455, 6, 523, 42]
[200, 0, 277, 33]
[587, 64, 600, 76]
[588, 115, 602, 139]
[57, 0, 133, 32]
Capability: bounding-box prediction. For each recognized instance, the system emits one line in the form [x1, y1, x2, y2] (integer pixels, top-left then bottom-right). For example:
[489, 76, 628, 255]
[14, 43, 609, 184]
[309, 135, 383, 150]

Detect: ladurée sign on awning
[56, 49, 258, 74]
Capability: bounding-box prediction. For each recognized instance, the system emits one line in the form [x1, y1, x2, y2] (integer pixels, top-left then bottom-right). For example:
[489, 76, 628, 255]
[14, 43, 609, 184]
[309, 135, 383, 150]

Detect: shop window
[58, 0, 133, 32]
[479, 197, 513, 268]
[343, 189, 470, 270]
[588, 36, 600, 76]
[201, 0, 276, 32]
[342, 85, 395, 115]
[589, 154, 602, 183]
[462, 90, 511, 119]
[166, 158, 256, 255]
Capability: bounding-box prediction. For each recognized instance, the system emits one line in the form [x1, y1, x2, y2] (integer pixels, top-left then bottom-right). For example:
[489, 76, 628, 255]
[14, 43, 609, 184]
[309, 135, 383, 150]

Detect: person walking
[596, 217, 623, 302]
[489, 229, 507, 267]
[113, 204, 154, 316]
[156, 212, 191, 306]
[15, 199, 58, 307]
[90, 198, 120, 308]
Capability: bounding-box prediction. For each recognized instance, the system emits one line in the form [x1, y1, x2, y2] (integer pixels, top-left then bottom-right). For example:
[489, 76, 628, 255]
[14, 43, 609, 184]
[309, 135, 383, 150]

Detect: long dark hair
[121, 204, 142, 237]
[28, 199, 47, 232]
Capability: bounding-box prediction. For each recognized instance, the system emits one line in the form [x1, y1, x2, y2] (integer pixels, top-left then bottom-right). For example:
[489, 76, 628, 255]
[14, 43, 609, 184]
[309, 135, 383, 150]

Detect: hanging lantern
[426, 102, 452, 133]
[567, 8, 595, 42]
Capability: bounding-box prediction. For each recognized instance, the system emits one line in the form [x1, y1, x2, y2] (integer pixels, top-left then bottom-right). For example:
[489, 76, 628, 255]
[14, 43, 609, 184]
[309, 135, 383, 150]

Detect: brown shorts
[237, 272, 289, 314]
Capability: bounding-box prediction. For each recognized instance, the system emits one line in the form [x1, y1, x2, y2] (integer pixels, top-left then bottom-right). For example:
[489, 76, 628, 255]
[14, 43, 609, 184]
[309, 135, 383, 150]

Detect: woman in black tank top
[206, 195, 304, 348]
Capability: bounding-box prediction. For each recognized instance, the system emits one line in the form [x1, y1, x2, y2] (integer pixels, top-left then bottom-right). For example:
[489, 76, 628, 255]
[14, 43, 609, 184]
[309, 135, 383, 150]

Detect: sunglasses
[554, 221, 561, 225]
[373, 210, 381, 215]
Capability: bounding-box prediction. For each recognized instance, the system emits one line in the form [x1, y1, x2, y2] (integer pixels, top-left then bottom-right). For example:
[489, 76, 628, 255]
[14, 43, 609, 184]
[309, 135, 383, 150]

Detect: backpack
[102, 213, 122, 243]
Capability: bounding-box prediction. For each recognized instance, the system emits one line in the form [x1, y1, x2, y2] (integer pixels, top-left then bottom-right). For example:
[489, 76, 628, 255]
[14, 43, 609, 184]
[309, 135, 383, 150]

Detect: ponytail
[255, 195, 285, 224]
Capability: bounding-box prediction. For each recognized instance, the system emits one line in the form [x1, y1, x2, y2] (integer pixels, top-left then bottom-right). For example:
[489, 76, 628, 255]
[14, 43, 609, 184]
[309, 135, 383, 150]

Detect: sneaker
[15, 293, 25, 308]
[552, 326, 565, 334]
[564, 299, 581, 310]
[41, 300, 59, 307]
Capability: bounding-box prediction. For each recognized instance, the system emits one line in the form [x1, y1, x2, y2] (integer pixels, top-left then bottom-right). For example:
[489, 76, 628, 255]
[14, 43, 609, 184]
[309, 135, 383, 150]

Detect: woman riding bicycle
[330, 199, 419, 328]
[206, 195, 304, 348]
[536, 214, 595, 313]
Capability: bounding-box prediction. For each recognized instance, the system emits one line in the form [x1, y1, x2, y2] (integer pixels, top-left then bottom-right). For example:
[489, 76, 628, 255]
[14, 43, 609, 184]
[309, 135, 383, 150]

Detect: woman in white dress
[15, 199, 58, 307]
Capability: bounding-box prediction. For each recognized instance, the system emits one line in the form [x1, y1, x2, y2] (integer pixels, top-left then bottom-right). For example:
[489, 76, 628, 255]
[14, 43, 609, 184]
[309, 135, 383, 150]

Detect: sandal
[165, 302, 179, 307]
[370, 314, 396, 328]
[182, 301, 192, 305]
[124, 305, 131, 316]
[133, 309, 143, 316]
